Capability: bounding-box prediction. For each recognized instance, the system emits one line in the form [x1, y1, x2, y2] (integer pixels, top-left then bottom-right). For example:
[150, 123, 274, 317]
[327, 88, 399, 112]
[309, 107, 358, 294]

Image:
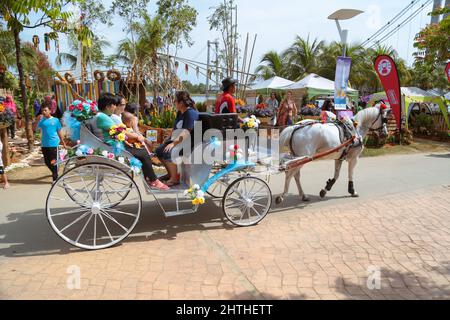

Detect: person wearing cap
[215, 77, 237, 114]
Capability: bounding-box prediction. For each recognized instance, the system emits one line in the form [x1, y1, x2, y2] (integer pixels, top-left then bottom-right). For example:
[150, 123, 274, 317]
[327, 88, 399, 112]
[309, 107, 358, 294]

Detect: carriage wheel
[46, 163, 142, 250]
[222, 176, 272, 227]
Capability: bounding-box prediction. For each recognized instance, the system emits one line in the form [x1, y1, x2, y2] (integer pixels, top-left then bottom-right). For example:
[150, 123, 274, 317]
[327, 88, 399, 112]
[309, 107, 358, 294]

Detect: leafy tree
[0, 0, 80, 148]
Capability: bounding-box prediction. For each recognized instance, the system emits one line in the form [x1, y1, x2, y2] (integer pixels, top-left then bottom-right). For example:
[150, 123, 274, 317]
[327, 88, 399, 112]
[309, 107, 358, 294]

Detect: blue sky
[20, 0, 436, 84]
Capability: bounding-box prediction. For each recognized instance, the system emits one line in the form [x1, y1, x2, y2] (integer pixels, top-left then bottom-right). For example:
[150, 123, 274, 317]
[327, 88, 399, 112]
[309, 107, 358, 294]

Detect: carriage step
[164, 209, 197, 218]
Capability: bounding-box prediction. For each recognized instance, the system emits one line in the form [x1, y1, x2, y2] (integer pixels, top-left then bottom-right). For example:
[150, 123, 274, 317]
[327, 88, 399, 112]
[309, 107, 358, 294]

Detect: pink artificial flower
[107, 153, 115, 159]
[87, 148, 94, 155]
[69, 105, 75, 112]
[76, 140, 81, 145]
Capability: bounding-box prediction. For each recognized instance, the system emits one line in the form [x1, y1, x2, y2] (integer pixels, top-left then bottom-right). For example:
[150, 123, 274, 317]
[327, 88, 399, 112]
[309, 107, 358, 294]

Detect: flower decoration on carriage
[256, 103, 267, 110]
[61, 144, 143, 174]
[226, 144, 244, 163]
[241, 115, 260, 131]
[184, 184, 206, 206]
[68, 100, 98, 122]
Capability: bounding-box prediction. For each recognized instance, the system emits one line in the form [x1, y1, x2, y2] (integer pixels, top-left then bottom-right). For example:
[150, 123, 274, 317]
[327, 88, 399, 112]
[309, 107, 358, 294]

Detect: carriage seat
[198, 113, 239, 135]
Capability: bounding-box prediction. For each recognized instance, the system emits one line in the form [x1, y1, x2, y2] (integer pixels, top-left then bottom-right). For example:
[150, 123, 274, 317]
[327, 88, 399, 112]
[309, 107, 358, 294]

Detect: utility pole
[214, 41, 219, 87]
[206, 40, 211, 102]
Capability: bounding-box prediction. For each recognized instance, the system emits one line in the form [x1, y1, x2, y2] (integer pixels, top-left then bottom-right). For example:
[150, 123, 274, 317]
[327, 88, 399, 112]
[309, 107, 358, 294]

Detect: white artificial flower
[101, 150, 108, 157]
[118, 157, 125, 164]
[197, 190, 205, 198]
[193, 184, 200, 191]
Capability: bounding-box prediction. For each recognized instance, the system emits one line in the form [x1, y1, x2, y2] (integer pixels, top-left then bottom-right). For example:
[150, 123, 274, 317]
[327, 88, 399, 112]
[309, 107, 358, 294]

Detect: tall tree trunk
[13, 29, 34, 149]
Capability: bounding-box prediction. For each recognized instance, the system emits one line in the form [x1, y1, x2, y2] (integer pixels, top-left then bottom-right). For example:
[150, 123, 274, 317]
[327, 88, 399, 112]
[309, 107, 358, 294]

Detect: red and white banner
[445, 62, 450, 82]
[374, 55, 402, 130]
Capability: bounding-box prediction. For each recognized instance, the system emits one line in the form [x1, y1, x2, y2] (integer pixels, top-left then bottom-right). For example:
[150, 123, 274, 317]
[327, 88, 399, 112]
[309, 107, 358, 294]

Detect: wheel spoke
[98, 211, 114, 242]
[51, 208, 90, 217]
[251, 207, 262, 218]
[75, 213, 94, 244]
[100, 210, 129, 232]
[93, 214, 97, 247]
[79, 174, 95, 203]
[104, 208, 137, 218]
[60, 211, 90, 233]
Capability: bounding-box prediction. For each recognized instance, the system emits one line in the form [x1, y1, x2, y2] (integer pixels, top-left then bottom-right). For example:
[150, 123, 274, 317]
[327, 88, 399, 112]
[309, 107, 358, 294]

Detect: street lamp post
[328, 9, 364, 57]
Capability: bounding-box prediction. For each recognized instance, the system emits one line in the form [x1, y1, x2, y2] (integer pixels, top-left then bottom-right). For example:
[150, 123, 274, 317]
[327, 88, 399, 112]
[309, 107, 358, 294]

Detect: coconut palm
[55, 32, 111, 69]
[282, 35, 324, 81]
[254, 51, 286, 80]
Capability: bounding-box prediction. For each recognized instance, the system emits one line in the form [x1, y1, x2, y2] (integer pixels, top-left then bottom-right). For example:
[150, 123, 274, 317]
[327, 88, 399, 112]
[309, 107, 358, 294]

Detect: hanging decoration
[196, 66, 199, 78]
[44, 33, 50, 51]
[94, 70, 105, 82]
[174, 61, 179, 72]
[32, 35, 40, 49]
[107, 69, 121, 82]
[64, 72, 75, 84]
[185, 64, 189, 75]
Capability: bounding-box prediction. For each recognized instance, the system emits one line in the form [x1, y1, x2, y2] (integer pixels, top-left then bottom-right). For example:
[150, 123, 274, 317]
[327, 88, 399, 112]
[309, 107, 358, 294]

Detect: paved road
[0, 152, 449, 299]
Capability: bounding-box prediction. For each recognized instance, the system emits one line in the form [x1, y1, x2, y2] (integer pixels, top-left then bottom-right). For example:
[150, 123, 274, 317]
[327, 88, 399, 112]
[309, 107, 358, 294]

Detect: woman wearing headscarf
[4, 95, 17, 139]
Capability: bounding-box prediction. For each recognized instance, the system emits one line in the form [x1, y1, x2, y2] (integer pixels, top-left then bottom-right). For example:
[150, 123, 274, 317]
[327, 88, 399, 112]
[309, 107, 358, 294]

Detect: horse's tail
[279, 125, 299, 153]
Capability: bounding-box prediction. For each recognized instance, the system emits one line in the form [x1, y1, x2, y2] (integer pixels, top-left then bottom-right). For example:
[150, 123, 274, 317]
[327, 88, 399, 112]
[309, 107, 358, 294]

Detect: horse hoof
[302, 196, 310, 202]
[319, 190, 327, 198]
[275, 196, 284, 205]
[351, 193, 359, 198]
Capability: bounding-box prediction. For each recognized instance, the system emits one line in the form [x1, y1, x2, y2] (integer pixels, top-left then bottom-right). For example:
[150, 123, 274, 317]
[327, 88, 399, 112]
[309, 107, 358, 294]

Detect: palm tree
[254, 51, 286, 80]
[282, 35, 324, 80]
[118, 13, 165, 103]
[55, 32, 111, 69]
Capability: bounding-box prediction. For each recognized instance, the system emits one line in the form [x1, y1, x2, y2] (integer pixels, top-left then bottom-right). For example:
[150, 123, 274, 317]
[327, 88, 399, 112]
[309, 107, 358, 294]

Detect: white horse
[276, 104, 390, 204]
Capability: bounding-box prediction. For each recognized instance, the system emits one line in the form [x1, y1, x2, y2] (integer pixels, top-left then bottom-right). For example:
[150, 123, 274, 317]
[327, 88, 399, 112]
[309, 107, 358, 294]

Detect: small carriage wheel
[222, 176, 272, 227]
[62, 158, 134, 208]
[46, 162, 142, 250]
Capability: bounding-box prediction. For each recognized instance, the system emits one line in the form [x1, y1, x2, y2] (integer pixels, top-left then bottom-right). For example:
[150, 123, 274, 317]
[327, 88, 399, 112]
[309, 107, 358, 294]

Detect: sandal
[158, 174, 171, 181]
[149, 179, 170, 191]
[165, 180, 180, 187]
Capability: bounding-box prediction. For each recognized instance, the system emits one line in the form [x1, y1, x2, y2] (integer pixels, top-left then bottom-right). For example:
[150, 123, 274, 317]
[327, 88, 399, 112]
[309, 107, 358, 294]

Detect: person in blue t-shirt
[156, 91, 199, 187]
[34, 105, 67, 181]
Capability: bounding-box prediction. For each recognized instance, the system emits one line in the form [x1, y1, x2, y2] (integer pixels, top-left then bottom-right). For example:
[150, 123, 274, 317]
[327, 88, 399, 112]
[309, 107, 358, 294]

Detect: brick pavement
[0, 185, 449, 300]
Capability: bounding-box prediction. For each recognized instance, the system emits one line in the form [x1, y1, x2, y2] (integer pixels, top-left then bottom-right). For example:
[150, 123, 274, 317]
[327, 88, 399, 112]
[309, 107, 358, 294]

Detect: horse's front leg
[348, 156, 359, 198]
[320, 160, 344, 198]
[276, 169, 295, 205]
[294, 169, 309, 202]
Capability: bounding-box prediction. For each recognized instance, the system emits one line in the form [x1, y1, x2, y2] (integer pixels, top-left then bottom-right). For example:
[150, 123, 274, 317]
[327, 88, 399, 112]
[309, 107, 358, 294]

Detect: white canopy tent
[280, 73, 358, 107]
[247, 76, 294, 91]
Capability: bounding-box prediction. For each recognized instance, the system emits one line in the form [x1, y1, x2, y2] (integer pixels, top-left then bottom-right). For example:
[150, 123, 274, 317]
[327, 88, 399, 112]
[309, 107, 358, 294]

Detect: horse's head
[370, 103, 391, 138]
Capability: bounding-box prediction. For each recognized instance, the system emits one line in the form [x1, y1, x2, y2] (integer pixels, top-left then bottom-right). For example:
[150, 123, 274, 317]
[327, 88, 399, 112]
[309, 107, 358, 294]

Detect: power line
[361, 0, 419, 47]
[369, 0, 433, 49]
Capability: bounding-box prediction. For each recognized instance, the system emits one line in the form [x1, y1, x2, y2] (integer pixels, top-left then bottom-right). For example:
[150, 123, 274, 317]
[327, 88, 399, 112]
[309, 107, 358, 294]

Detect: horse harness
[288, 119, 360, 161]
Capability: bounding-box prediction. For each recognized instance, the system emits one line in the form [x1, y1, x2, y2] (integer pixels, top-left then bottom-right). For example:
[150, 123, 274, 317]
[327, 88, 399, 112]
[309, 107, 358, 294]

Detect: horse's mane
[354, 107, 379, 127]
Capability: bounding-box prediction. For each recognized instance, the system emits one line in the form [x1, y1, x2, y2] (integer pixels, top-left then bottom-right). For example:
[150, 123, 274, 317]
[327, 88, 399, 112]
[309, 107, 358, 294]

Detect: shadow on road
[0, 198, 237, 258]
[270, 194, 351, 214]
[426, 153, 450, 159]
[333, 265, 450, 300]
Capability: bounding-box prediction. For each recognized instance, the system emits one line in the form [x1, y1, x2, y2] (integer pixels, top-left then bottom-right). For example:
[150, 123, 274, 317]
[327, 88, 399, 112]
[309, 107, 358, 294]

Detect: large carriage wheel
[222, 176, 272, 227]
[46, 163, 142, 250]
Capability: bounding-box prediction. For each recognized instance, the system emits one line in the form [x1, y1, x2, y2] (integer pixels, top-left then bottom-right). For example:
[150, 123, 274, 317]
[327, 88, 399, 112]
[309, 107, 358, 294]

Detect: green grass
[361, 139, 450, 158]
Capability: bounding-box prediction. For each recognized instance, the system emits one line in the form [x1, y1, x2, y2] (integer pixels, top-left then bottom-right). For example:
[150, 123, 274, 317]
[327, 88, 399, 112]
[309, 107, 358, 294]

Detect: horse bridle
[369, 108, 388, 133]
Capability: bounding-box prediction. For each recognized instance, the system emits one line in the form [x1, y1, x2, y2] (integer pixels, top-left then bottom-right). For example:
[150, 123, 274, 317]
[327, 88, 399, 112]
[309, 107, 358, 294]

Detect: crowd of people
[0, 76, 371, 191]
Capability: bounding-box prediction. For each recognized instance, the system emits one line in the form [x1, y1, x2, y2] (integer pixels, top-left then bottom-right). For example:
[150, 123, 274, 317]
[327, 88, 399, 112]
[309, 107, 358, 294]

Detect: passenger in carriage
[96, 93, 169, 191]
[156, 91, 199, 187]
[111, 94, 127, 125]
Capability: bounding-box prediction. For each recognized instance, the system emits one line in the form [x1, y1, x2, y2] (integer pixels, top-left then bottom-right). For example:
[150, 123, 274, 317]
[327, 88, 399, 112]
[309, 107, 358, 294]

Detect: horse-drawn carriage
[46, 113, 273, 250]
[46, 104, 390, 251]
